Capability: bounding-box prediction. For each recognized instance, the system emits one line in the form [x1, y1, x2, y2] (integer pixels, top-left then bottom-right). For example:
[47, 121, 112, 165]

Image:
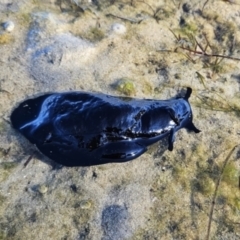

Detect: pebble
[37, 184, 48, 194]
[111, 23, 126, 34]
[80, 200, 92, 209]
[2, 21, 15, 32]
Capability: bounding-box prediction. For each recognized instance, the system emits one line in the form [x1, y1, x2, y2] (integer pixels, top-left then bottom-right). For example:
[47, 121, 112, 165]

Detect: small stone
[80, 200, 92, 209]
[115, 78, 136, 96]
[2, 21, 15, 32]
[111, 23, 126, 34]
[37, 184, 48, 194]
[182, 3, 191, 13]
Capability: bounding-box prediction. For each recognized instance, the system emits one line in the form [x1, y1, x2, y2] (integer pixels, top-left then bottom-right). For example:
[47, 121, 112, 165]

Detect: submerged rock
[2, 21, 15, 32]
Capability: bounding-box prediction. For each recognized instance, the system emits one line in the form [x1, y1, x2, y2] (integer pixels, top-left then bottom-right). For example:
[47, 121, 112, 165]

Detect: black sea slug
[11, 88, 200, 166]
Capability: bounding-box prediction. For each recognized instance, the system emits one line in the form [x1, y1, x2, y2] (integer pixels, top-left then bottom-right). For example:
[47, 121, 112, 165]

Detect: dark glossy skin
[10, 88, 200, 166]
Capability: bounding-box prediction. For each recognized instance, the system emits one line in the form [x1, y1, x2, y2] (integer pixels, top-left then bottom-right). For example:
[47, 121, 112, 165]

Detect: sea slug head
[170, 88, 200, 133]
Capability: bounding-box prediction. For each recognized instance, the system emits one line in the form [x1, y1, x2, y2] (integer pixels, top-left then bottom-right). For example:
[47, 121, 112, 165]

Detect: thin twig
[179, 46, 240, 61]
[170, 30, 240, 61]
[238, 175, 240, 190]
[203, 33, 212, 51]
[23, 155, 33, 168]
[195, 94, 240, 112]
[106, 13, 142, 23]
[202, 0, 210, 13]
[1, 117, 11, 125]
[183, 52, 196, 63]
[195, 38, 205, 53]
[136, 0, 155, 15]
[169, 28, 181, 41]
[196, 72, 207, 89]
[206, 145, 239, 240]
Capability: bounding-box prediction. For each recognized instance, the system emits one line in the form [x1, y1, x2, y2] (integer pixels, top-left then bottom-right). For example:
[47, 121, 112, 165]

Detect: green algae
[146, 143, 240, 239]
[0, 162, 18, 183]
[218, 182, 240, 211]
[152, 6, 175, 22]
[0, 162, 17, 171]
[0, 121, 5, 134]
[0, 194, 6, 207]
[195, 173, 215, 196]
[221, 162, 239, 186]
[0, 231, 7, 240]
[180, 21, 198, 36]
[142, 80, 153, 95]
[195, 92, 240, 113]
[0, 33, 14, 45]
[115, 78, 136, 96]
[17, 12, 31, 26]
[84, 27, 105, 42]
[216, 161, 240, 211]
[172, 165, 191, 191]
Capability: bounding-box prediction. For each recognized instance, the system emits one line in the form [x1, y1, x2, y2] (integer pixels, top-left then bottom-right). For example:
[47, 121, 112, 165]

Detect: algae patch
[115, 78, 136, 96]
[0, 33, 14, 44]
[195, 173, 215, 196]
[0, 194, 6, 207]
[222, 162, 239, 186]
[0, 162, 18, 183]
[83, 27, 105, 42]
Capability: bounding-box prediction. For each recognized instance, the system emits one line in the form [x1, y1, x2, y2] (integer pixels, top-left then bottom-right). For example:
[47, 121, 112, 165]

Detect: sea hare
[10, 88, 200, 166]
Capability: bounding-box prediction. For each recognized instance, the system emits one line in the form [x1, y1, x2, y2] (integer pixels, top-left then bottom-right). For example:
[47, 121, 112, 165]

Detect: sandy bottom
[0, 0, 240, 239]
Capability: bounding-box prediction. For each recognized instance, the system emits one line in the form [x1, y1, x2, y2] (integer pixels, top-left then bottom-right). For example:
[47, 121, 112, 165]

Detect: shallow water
[0, 0, 240, 239]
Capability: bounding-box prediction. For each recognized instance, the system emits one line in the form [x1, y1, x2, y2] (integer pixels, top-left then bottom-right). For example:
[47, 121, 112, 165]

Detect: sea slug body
[10, 88, 200, 166]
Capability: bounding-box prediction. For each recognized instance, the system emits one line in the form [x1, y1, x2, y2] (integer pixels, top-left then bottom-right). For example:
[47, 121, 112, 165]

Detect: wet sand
[0, 1, 240, 239]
